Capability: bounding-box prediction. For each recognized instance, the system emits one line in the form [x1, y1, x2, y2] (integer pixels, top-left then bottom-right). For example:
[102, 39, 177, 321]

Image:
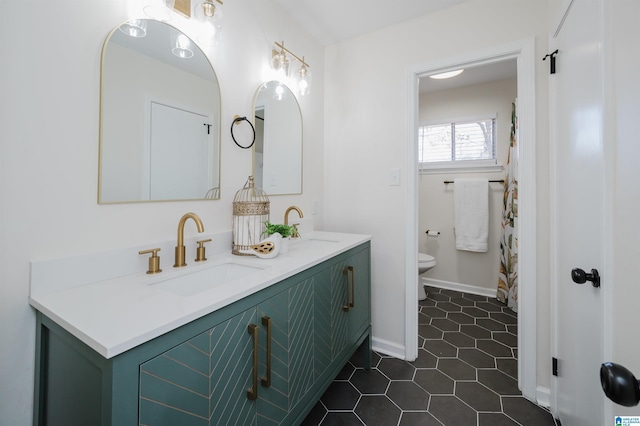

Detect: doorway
[406, 38, 538, 402]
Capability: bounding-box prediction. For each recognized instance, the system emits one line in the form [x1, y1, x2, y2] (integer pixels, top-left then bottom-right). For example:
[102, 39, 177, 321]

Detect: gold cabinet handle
[348, 266, 355, 308]
[342, 266, 352, 312]
[195, 238, 212, 262]
[247, 324, 259, 400]
[261, 316, 271, 388]
[139, 248, 162, 274]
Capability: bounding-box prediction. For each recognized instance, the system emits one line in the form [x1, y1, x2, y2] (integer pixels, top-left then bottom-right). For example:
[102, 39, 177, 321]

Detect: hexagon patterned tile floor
[301, 286, 558, 426]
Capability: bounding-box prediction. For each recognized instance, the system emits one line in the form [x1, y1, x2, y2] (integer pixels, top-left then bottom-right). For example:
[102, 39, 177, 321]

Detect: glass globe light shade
[196, 0, 224, 46]
[119, 20, 148, 38]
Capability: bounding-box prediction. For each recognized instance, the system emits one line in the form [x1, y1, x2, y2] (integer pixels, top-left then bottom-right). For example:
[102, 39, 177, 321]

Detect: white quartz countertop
[29, 231, 371, 359]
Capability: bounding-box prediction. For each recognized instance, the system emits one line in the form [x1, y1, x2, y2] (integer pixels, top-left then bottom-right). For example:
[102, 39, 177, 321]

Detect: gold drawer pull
[247, 324, 258, 400]
[261, 316, 272, 388]
[342, 266, 355, 312]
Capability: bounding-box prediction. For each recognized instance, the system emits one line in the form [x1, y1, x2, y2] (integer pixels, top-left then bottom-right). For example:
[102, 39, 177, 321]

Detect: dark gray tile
[421, 306, 447, 318]
[399, 411, 444, 426]
[378, 357, 416, 380]
[486, 297, 507, 307]
[477, 339, 513, 357]
[506, 324, 518, 335]
[430, 318, 460, 332]
[502, 397, 556, 425]
[455, 381, 501, 411]
[497, 358, 518, 380]
[350, 368, 390, 394]
[335, 362, 356, 380]
[320, 381, 361, 410]
[478, 412, 519, 426]
[299, 401, 327, 426]
[418, 312, 432, 324]
[476, 318, 507, 332]
[414, 369, 455, 394]
[424, 339, 457, 357]
[493, 332, 518, 348]
[490, 312, 518, 325]
[458, 348, 496, 368]
[476, 301, 504, 312]
[410, 349, 438, 368]
[424, 286, 441, 294]
[477, 369, 521, 395]
[460, 324, 492, 339]
[442, 332, 475, 348]
[419, 324, 445, 339]
[449, 297, 475, 307]
[419, 296, 437, 306]
[427, 293, 451, 302]
[349, 349, 381, 369]
[462, 293, 488, 302]
[386, 381, 430, 410]
[428, 395, 477, 425]
[433, 301, 462, 312]
[447, 312, 475, 325]
[354, 395, 401, 426]
[439, 289, 464, 298]
[461, 306, 491, 318]
[319, 412, 365, 426]
[437, 358, 476, 380]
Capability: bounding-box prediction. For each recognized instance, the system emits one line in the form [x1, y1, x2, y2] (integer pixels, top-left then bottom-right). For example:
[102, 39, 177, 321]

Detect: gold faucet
[284, 206, 303, 238]
[174, 212, 205, 267]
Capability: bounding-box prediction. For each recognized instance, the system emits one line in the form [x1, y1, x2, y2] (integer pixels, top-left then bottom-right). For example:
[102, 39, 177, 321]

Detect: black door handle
[601, 362, 640, 406]
[571, 268, 601, 288]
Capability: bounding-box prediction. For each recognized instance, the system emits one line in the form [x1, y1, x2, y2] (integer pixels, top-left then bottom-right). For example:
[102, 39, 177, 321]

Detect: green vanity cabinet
[34, 241, 370, 426]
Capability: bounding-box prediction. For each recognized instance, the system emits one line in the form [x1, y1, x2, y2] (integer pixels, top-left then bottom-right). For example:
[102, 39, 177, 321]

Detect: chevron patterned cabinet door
[139, 308, 258, 426]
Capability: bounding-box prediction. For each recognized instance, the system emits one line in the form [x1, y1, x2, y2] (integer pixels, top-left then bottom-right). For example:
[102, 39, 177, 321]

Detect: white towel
[454, 178, 489, 252]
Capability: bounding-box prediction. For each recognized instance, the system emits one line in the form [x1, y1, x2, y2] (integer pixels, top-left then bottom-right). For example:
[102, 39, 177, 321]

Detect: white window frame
[419, 114, 502, 174]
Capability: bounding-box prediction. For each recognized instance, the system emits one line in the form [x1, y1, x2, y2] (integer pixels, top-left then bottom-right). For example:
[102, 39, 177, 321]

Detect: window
[419, 116, 497, 171]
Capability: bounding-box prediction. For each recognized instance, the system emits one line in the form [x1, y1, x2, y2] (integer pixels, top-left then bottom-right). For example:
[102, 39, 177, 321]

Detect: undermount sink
[291, 238, 339, 250]
[149, 262, 264, 297]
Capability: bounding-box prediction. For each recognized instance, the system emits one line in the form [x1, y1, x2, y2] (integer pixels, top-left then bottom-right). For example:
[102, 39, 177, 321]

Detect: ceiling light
[429, 69, 464, 79]
[195, 0, 224, 46]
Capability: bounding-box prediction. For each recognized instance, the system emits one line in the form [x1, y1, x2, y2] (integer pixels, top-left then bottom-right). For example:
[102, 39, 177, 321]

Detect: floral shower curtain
[497, 102, 518, 311]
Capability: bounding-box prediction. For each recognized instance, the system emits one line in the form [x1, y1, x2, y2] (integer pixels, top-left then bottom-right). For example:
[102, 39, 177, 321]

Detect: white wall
[0, 0, 324, 423]
[324, 0, 550, 388]
[419, 79, 516, 291]
[608, 0, 640, 417]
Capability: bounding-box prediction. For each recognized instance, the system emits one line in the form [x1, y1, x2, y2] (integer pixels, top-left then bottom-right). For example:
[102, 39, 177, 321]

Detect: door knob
[571, 268, 601, 288]
[600, 362, 640, 407]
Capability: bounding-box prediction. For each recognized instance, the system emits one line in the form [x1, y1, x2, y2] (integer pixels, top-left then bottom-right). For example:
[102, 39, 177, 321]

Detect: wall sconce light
[271, 41, 312, 96]
[195, 0, 224, 46]
[143, 0, 224, 46]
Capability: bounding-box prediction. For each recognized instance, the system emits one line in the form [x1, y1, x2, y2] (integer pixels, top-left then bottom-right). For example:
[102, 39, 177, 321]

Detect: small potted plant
[263, 222, 297, 253]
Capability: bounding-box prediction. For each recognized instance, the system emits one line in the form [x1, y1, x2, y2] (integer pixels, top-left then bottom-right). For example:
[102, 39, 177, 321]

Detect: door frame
[406, 38, 538, 402]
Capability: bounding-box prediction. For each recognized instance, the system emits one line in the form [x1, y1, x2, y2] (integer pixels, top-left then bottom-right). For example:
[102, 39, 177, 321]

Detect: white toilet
[418, 253, 436, 300]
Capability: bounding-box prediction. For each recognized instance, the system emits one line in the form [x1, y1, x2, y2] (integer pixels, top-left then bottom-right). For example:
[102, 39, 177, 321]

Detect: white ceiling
[272, 0, 470, 46]
[272, 0, 517, 91]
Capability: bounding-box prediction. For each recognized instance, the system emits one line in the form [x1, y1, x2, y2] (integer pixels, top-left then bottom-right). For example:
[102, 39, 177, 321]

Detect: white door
[552, 0, 606, 424]
[149, 102, 211, 200]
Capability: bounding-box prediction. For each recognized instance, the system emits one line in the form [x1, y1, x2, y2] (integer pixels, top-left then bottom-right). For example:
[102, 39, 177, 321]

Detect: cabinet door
[347, 246, 371, 343]
[257, 278, 314, 425]
[330, 246, 371, 360]
[139, 308, 258, 426]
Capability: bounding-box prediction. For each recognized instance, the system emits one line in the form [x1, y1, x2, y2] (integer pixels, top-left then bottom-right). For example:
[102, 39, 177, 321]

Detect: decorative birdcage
[232, 176, 270, 256]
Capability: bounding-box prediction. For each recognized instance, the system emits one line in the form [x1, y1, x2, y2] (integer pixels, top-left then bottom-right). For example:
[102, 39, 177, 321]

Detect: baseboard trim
[422, 277, 498, 299]
[371, 336, 406, 360]
[536, 386, 551, 408]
